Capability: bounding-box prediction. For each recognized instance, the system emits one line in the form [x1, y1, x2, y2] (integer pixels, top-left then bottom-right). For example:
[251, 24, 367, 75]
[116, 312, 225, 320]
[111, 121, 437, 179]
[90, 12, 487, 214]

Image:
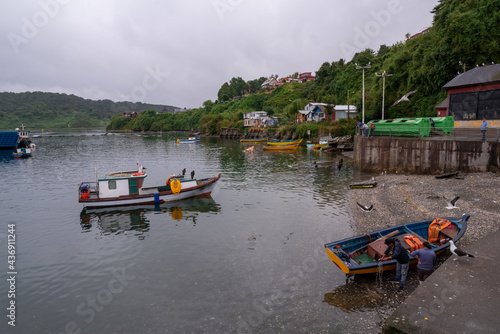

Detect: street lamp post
[356, 62, 371, 123]
[375, 70, 392, 120]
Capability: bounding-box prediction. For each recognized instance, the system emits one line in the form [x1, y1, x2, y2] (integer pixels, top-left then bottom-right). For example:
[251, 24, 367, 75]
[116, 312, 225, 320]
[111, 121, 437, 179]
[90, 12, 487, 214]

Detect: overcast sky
[0, 0, 437, 109]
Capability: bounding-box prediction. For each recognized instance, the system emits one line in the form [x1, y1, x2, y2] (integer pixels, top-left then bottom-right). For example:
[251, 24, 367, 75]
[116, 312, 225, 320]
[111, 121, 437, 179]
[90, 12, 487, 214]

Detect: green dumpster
[368, 118, 431, 137]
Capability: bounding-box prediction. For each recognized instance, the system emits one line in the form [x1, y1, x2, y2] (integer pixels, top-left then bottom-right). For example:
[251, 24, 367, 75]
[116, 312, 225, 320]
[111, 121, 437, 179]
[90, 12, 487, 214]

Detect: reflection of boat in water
[80, 197, 221, 236]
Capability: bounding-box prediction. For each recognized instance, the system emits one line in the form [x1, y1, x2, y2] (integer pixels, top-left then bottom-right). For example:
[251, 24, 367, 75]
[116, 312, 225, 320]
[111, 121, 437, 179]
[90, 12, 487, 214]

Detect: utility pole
[375, 70, 392, 120]
[356, 62, 371, 123]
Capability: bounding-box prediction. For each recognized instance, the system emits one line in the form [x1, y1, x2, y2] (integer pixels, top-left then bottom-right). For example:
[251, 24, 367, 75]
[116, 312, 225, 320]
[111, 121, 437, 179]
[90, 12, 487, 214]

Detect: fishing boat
[240, 137, 268, 142]
[266, 139, 303, 146]
[177, 137, 200, 143]
[324, 214, 469, 277]
[263, 143, 300, 150]
[78, 162, 221, 209]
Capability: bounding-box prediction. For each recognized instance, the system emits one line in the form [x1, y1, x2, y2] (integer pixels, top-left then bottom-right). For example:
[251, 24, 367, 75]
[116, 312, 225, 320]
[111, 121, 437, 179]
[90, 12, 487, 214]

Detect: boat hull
[263, 144, 300, 150]
[324, 215, 469, 275]
[240, 137, 267, 142]
[80, 174, 221, 208]
[266, 139, 303, 146]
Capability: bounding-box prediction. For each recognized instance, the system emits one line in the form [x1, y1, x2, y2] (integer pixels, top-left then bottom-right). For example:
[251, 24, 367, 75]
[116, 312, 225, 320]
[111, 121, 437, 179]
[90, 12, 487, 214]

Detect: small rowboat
[263, 144, 300, 150]
[240, 137, 268, 142]
[266, 139, 303, 146]
[177, 137, 200, 143]
[243, 146, 255, 152]
[349, 180, 377, 189]
[324, 215, 469, 276]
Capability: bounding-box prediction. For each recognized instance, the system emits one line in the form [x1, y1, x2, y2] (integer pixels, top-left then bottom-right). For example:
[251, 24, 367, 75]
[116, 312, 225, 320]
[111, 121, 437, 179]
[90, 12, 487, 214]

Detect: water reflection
[79, 197, 221, 238]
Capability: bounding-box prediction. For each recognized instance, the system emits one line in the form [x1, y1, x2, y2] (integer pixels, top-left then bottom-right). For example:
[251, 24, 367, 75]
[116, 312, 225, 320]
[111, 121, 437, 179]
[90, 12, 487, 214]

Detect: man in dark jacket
[379, 238, 410, 292]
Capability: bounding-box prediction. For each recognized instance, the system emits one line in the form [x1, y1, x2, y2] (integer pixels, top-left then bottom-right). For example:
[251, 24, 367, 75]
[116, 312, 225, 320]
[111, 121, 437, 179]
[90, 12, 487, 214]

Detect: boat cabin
[98, 170, 147, 198]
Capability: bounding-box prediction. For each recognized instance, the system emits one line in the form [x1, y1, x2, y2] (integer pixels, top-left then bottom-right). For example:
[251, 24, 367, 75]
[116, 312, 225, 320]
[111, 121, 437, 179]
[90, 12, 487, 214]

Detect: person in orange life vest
[410, 241, 436, 284]
[379, 238, 409, 292]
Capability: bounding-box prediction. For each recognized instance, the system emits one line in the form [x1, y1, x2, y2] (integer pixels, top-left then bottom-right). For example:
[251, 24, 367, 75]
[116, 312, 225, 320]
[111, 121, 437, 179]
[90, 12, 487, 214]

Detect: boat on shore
[324, 215, 469, 276]
[263, 143, 300, 150]
[78, 162, 221, 209]
[240, 137, 268, 142]
[266, 139, 303, 146]
[349, 180, 377, 189]
[177, 137, 200, 143]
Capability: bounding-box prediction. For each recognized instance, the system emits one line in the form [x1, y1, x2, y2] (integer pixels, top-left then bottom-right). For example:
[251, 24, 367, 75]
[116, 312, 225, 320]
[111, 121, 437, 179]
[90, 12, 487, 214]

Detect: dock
[383, 229, 500, 333]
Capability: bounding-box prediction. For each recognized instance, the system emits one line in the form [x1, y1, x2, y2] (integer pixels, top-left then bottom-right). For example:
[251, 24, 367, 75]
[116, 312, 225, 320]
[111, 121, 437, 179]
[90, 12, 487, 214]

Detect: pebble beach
[348, 172, 500, 246]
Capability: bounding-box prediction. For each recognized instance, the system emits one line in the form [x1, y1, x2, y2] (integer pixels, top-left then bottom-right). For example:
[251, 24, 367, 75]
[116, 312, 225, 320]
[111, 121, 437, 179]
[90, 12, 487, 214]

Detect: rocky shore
[348, 172, 500, 245]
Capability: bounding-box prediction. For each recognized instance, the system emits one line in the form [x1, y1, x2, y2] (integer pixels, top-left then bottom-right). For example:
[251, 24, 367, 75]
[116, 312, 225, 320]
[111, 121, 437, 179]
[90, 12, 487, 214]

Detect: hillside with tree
[0, 91, 176, 129]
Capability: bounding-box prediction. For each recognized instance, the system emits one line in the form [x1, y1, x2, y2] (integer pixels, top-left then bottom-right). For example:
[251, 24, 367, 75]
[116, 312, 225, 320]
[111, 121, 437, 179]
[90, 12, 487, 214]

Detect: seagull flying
[357, 202, 375, 212]
[450, 240, 475, 258]
[391, 89, 418, 107]
[444, 196, 460, 209]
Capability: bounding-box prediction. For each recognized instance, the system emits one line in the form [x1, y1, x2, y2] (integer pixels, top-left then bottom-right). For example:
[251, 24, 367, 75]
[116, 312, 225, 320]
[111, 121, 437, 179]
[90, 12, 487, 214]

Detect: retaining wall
[354, 137, 500, 174]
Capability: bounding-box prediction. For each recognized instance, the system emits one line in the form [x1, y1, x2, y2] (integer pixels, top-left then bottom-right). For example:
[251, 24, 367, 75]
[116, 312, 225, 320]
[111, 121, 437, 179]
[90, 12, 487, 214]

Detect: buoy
[177, 139, 180, 144]
[170, 178, 181, 195]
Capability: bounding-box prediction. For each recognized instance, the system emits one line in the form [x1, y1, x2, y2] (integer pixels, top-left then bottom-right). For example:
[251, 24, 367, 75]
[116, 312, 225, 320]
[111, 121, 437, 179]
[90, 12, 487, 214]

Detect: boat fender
[81, 191, 89, 199]
[171, 178, 181, 195]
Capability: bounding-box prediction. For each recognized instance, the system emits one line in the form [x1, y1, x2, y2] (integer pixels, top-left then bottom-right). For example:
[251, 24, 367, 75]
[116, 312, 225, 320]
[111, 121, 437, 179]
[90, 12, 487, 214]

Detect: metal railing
[356, 127, 499, 141]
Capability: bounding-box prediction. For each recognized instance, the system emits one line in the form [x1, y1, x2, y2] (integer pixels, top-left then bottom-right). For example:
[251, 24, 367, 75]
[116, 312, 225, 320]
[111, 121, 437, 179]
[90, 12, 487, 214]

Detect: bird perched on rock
[357, 202, 375, 212]
[450, 240, 474, 258]
[391, 89, 418, 107]
[444, 196, 459, 209]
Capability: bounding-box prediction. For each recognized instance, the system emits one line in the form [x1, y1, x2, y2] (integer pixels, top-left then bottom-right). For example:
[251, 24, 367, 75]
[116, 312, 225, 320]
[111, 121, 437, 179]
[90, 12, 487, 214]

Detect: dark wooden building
[438, 64, 500, 120]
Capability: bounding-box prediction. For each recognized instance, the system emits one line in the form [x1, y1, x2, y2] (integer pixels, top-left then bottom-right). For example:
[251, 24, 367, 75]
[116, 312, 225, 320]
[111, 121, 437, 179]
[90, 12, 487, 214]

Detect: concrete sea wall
[353, 136, 500, 174]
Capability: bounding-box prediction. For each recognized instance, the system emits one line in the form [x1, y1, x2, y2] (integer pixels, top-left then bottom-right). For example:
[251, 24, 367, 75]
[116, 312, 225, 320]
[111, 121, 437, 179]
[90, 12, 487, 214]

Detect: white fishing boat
[78, 162, 221, 209]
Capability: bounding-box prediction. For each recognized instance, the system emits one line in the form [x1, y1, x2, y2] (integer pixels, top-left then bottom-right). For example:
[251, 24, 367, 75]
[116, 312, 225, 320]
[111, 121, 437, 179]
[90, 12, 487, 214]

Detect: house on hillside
[435, 64, 500, 121]
[243, 111, 278, 127]
[298, 72, 315, 82]
[123, 111, 138, 118]
[261, 76, 280, 90]
[408, 28, 430, 40]
[333, 105, 358, 120]
[297, 103, 333, 122]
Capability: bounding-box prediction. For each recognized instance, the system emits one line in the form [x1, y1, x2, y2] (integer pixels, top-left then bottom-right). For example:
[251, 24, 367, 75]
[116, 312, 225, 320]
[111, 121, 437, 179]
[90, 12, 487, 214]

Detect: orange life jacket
[404, 235, 424, 252]
[428, 218, 452, 243]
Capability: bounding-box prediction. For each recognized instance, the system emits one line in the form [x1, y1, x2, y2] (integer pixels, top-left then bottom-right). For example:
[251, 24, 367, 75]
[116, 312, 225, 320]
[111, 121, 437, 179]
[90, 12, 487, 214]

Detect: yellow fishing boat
[263, 144, 300, 150]
[266, 139, 303, 146]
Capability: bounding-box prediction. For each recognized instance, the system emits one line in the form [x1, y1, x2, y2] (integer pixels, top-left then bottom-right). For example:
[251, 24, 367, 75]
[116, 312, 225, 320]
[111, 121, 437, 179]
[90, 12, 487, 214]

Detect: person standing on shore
[379, 238, 410, 292]
[410, 241, 436, 284]
[480, 118, 488, 141]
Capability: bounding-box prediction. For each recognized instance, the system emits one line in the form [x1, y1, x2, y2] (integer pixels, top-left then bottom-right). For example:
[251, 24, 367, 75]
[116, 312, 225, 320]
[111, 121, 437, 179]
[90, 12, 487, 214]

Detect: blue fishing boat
[177, 137, 200, 144]
[325, 215, 469, 277]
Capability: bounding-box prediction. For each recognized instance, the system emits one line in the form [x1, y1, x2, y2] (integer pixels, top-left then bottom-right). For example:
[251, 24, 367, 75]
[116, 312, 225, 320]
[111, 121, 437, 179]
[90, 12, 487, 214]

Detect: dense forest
[0, 91, 175, 129]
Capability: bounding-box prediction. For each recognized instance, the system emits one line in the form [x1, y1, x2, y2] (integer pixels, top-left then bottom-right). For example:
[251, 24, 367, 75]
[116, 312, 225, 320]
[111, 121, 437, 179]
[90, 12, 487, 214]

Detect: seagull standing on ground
[337, 158, 343, 171]
[357, 202, 375, 212]
[444, 196, 460, 209]
[450, 240, 475, 258]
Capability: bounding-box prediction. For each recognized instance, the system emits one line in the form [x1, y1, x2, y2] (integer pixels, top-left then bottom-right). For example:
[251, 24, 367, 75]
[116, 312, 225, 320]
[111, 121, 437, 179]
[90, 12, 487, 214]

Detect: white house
[243, 111, 278, 127]
[333, 105, 358, 120]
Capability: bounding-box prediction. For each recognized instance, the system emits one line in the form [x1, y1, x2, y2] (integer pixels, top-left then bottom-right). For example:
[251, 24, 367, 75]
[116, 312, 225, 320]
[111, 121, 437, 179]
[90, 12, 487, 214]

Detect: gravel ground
[348, 172, 500, 246]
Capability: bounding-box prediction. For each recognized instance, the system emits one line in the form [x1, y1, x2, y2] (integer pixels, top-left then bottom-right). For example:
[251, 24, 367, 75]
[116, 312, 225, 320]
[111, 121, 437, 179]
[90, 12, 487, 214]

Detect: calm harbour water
[1, 131, 385, 334]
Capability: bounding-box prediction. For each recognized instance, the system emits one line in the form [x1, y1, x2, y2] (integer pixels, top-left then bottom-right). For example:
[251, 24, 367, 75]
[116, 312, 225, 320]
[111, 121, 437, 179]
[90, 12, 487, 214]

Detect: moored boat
[266, 139, 303, 146]
[177, 137, 200, 143]
[240, 137, 268, 142]
[78, 162, 221, 209]
[263, 143, 300, 150]
[324, 215, 469, 276]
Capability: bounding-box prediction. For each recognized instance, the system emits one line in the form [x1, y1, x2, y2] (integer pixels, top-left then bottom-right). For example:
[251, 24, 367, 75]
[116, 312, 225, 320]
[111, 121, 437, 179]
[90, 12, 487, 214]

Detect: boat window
[108, 180, 117, 189]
